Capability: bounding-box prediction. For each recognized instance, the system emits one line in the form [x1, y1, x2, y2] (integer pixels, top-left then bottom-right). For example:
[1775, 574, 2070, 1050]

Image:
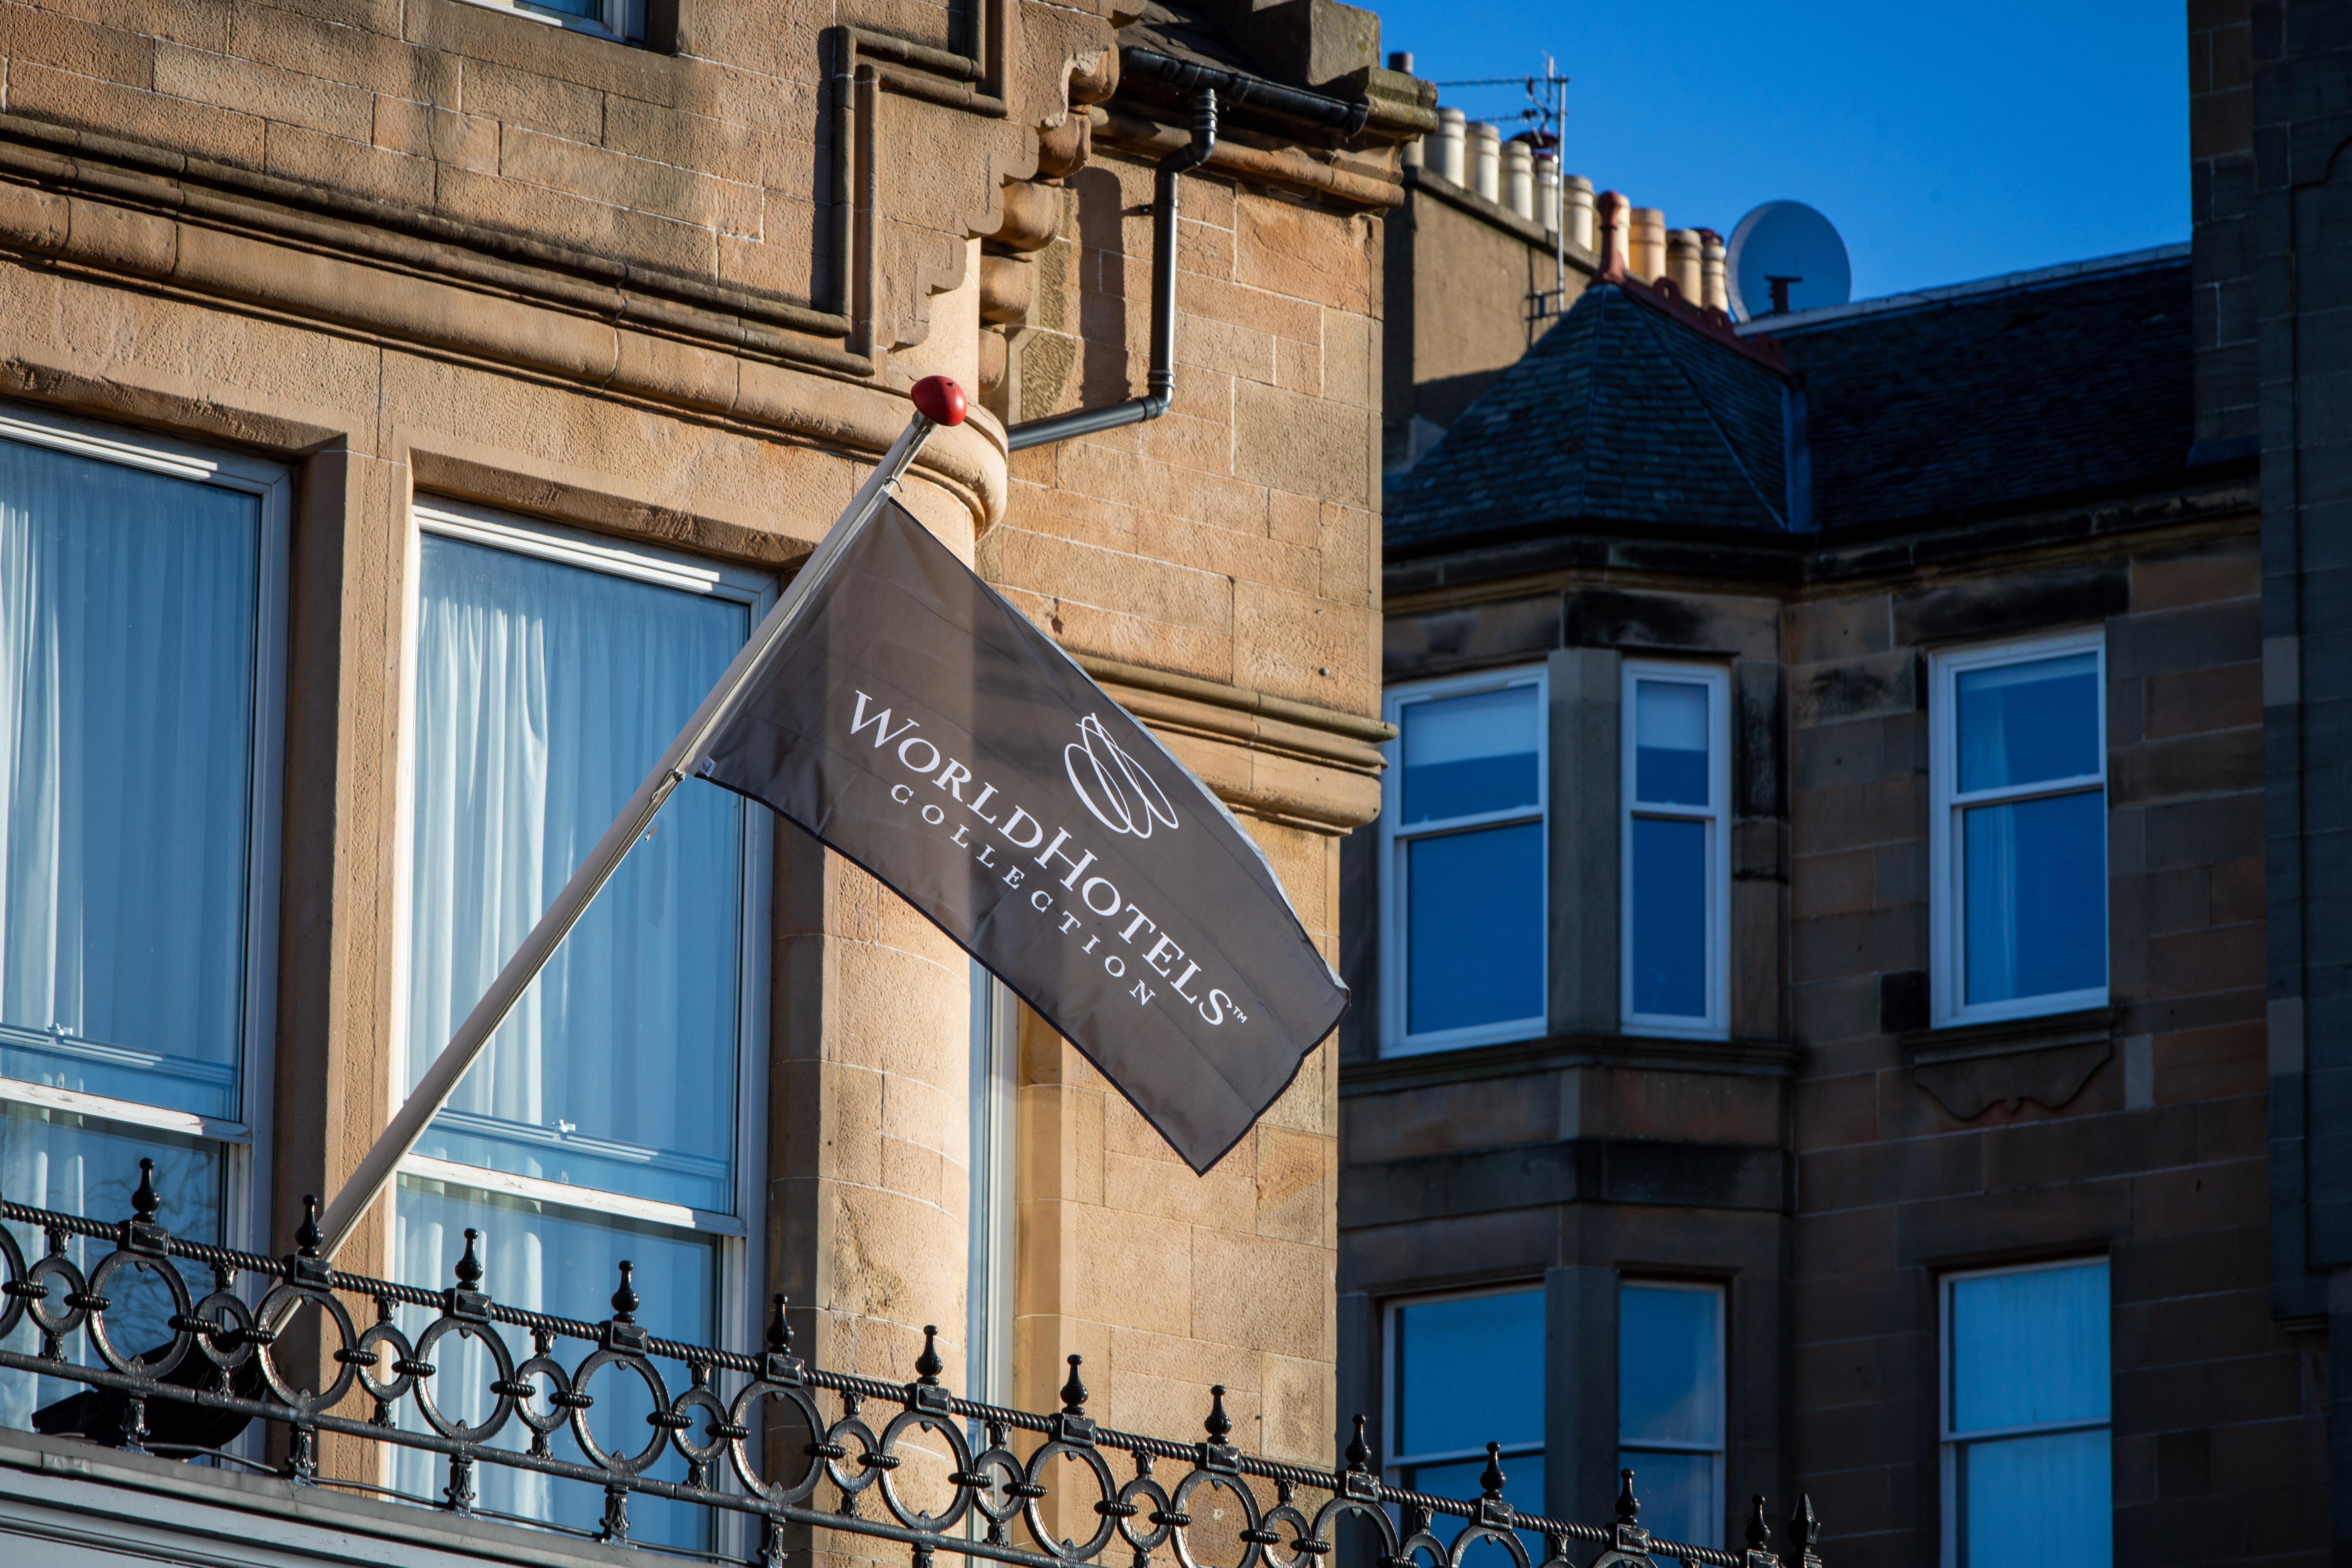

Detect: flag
[695, 501, 1348, 1172]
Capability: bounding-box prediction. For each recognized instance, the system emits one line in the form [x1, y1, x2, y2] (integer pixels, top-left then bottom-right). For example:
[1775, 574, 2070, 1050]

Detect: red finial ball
[911, 375, 967, 427]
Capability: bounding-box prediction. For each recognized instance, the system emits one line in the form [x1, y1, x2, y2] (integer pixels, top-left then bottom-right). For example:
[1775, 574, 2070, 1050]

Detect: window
[1380, 670, 1548, 1055]
[0, 410, 287, 1432]
[1617, 1281, 1724, 1558]
[1386, 1288, 1546, 1523]
[1620, 664, 1730, 1038]
[391, 502, 769, 1546]
[1930, 634, 2107, 1025]
[455, 0, 645, 42]
[1940, 1260, 2111, 1568]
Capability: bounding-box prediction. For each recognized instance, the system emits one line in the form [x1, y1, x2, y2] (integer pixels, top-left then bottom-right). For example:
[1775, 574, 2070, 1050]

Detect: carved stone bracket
[1903, 1007, 2118, 1120]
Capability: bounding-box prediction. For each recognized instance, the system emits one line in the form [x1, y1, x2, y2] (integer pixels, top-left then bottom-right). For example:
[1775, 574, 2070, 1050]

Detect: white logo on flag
[1065, 713, 1180, 839]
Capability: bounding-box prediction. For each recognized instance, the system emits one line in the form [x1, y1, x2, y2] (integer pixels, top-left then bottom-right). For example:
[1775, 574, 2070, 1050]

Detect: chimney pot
[1436, 107, 1467, 186]
[1469, 121, 1501, 204]
[1501, 140, 1534, 221]
[1562, 175, 1595, 254]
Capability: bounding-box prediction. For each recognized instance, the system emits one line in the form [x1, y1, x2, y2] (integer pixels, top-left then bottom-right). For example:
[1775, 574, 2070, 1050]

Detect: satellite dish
[1725, 201, 1851, 321]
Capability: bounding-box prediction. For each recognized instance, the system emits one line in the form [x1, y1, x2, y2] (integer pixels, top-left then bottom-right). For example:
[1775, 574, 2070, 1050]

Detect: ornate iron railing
[0, 1161, 1823, 1568]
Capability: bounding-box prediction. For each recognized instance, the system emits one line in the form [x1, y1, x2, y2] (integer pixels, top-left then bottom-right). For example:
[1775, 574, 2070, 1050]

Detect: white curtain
[405, 534, 747, 1211]
[1956, 668, 2019, 1004]
[0, 439, 259, 1118]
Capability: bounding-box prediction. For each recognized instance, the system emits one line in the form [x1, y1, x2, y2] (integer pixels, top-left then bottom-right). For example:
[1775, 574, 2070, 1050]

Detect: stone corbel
[1903, 1008, 2118, 1120]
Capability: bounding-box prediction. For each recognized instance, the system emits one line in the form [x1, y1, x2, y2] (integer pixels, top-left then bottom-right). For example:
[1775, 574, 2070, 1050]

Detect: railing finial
[611, 1260, 639, 1323]
[1479, 1442, 1505, 1501]
[1060, 1353, 1088, 1415]
[1344, 1413, 1372, 1473]
[916, 1324, 943, 1385]
[454, 1227, 484, 1290]
[294, 1194, 321, 1257]
[1615, 1468, 1640, 1527]
[1205, 1383, 1232, 1444]
[131, 1159, 159, 1225]
[768, 1294, 794, 1356]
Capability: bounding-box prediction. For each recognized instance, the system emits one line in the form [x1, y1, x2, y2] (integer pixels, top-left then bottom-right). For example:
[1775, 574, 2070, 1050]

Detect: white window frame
[1615, 1277, 1726, 1553]
[1382, 1283, 1547, 1489]
[1378, 666, 1550, 1057]
[453, 0, 643, 43]
[390, 499, 773, 1360]
[1619, 661, 1732, 1040]
[1938, 1256, 2112, 1568]
[0, 403, 291, 1258]
[1928, 630, 2109, 1028]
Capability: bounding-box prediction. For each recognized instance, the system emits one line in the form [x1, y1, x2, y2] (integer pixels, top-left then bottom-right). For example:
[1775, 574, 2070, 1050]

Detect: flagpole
[312, 378, 969, 1262]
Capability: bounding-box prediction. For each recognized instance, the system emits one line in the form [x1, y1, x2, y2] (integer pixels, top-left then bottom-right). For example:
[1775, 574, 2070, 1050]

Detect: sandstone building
[1338, 3, 2352, 1562]
[0, 0, 1434, 1558]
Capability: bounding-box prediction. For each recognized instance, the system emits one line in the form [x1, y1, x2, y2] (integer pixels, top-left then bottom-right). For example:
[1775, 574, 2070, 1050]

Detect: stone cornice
[0, 119, 1011, 527]
[1383, 479, 2261, 608]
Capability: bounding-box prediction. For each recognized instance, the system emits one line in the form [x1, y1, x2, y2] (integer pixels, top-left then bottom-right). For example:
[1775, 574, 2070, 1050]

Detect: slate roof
[1385, 283, 1793, 555]
[1384, 249, 2196, 555]
[1769, 252, 2194, 531]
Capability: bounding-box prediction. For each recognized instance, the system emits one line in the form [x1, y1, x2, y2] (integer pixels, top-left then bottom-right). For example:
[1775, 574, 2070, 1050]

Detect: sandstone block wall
[984, 127, 1388, 1465]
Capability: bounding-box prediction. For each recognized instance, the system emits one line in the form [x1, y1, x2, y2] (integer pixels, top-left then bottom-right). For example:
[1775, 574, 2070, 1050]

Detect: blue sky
[1372, 1, 2188, 301]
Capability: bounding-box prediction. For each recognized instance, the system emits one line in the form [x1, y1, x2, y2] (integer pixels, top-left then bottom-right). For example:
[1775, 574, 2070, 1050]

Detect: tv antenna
[1432, 57, 1573, 318]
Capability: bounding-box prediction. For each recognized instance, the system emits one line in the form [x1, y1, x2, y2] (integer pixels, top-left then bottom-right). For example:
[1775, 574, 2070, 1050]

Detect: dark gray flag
[695, 501, 1348, 1172]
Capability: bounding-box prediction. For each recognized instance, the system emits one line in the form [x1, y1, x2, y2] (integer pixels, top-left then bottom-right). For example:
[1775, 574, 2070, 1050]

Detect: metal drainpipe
[1006, 88, 1218, 451]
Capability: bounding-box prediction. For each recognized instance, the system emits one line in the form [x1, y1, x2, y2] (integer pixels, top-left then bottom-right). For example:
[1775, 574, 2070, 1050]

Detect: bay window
[1929, 633, 2107, 1025]
[0, 410, 287, 1430]
[392, 501, 769, 1545]
[1379, 670, 1548, 1055]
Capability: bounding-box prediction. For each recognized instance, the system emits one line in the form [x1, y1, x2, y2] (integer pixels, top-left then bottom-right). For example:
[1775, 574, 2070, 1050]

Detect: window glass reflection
[1634, 682, 1709, 806]
[1619, 1285, 1722, 1446]
[1962, 793, 2106, 1005]
[1407, 824, 1544, 1034]
[1394, 1290, 1546, 1457]
[1402, 686, 1540, 824]
[0, 437, 263, 1119]
[1956, 652, 2099, 792]
[1630, 818, 1706, 1017]
[1948, 1262, 2109, 1433]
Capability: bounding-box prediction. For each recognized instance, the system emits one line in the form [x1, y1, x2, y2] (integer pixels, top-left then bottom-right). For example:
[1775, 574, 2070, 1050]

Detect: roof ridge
[1738, 242, 2192, 337]
[1626, 300, 1786, 529]
[1574, 287, 1608, 521]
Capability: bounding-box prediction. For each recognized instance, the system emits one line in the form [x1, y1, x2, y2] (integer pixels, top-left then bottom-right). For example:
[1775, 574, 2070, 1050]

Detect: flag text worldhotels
[851, 690, 1253, 1028]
